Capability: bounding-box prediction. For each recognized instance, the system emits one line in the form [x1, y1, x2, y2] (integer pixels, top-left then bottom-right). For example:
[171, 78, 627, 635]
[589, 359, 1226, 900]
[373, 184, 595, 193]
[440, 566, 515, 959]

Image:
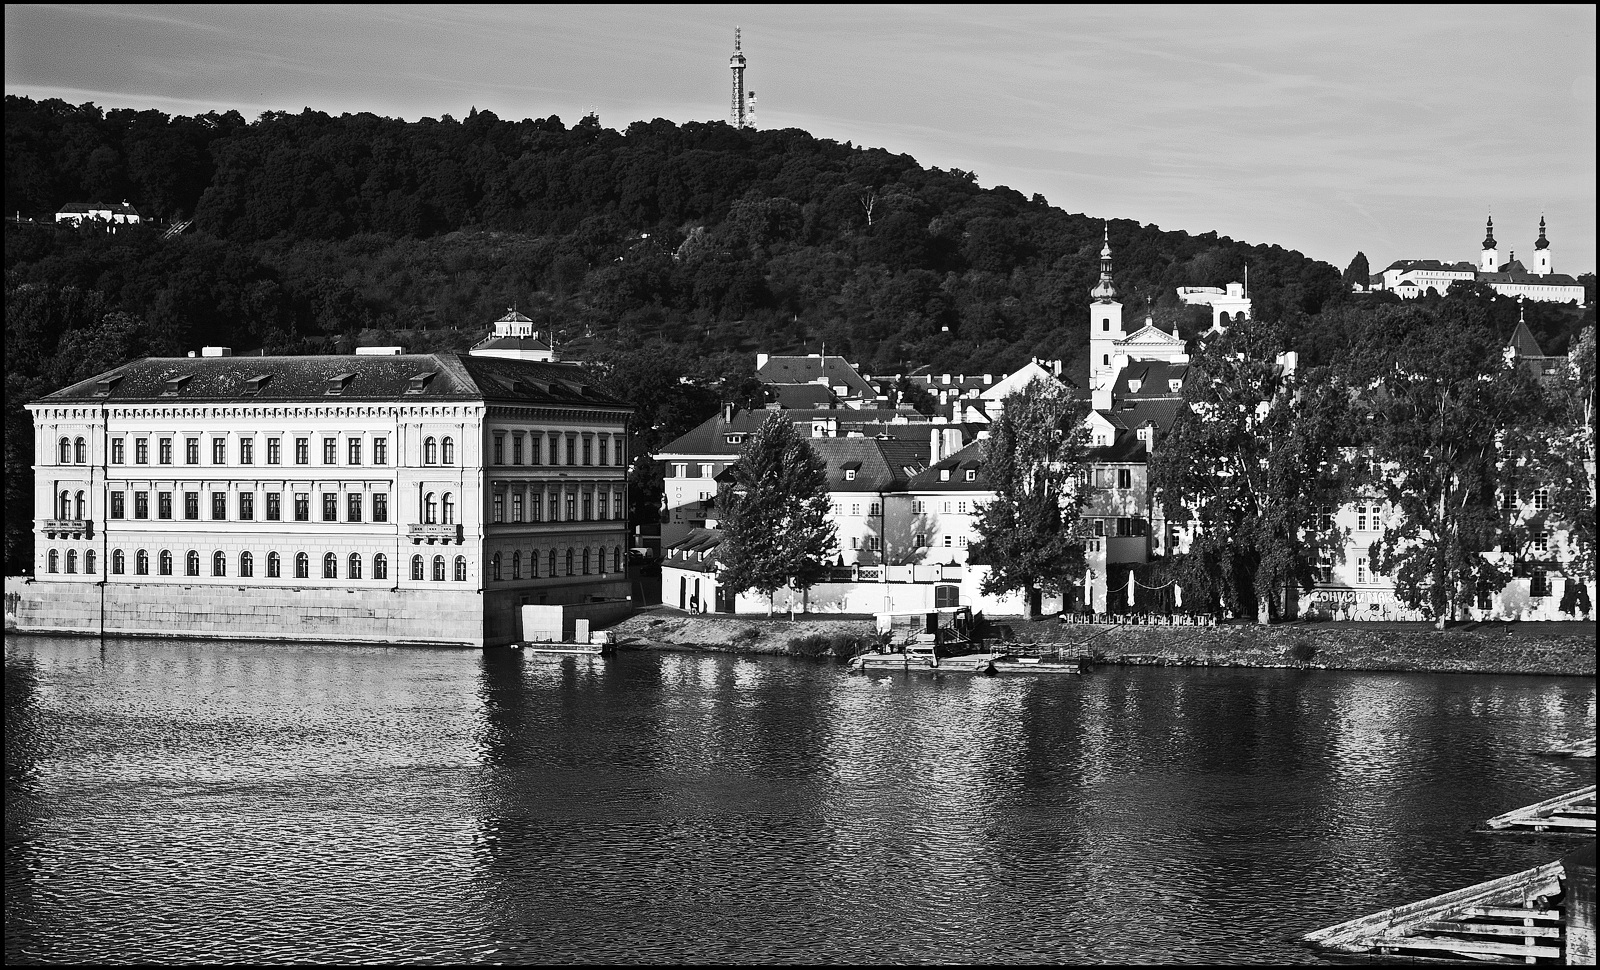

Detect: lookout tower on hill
[730, 27, 757, 129]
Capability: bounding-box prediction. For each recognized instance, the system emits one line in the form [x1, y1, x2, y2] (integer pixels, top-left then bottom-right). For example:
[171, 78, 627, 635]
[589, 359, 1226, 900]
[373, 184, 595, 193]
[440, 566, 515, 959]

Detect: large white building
[21, 329, 633, 647]
[1377, 216, 1585, 304]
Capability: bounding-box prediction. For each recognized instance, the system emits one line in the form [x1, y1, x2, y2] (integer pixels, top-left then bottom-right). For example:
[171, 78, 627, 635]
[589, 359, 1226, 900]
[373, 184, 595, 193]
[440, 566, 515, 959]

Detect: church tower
[1088, 226, 1124, 411]
[1532, 215, 1552, 276]
[1479, 214, 1498, 272]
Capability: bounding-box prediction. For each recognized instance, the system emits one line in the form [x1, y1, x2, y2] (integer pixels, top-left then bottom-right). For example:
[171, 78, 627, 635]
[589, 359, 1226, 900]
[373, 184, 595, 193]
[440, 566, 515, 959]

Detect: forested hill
[6, 95, 1351, 377]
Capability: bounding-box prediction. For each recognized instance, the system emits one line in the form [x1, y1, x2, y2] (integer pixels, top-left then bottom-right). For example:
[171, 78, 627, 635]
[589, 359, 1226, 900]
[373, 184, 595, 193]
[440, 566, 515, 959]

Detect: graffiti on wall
[1304, 588, 1427, 622]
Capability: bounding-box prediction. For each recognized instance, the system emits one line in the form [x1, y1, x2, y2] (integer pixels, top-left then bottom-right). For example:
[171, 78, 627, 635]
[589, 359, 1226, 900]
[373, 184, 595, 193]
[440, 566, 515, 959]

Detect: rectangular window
[512, 434, 523, 465]
[185, 437, 199, 464]
[294, 493, 310, 521]
[136, 438, 150, 464]
[582, 493, 593, 521]
[212, 438, 226, 464]
[1093, 519, 1105, 538]
[915, 532, 927, 547]
[267, 437, 282, 464]
[295, 438, 309, 465]
[373, 437, 388, 465]
[134, 491, 149, 519]
[1356, 556, 1370, 584]
[549, 493, 560, 521]
[494, 434, 505, 465]
[1532, 530, 1549, 556]
[614, 436, 625, 466]
[511, 492, 524, 522]
[529, 436, 542, 465]
[1534, 488, 1551, 511]
[598, 493, 608, 521]
[566, 434, 577, 466]
[942, 535, 952, 547]
[565, 493, 576, 520]
[111, 439, 126, 464]
[267, 492, 281, 521]
[240, 438, 254, 465]
[348, 438, 362, 465]
[373, 493, 388, 523]
[322, 494, 338, 522]
[1118, 468, 1132, 489]
[158, 492, 173, 519]
[493, 493, 505, 523]
[323, 438, 337, 465]
[110, 492, 125, 518]
[240, 492, 254, 521]
[347, 494, 362, 522]
[159, 438, 173, 464]
[958, 536, 968, 549]
[184, 492, 198, 520]
[912, 501, 924, 515]
[597, 438, 608, 466]
[211, 492, 226, 520]
[582, 437, 593, 466]
[957, 501, 968, 514]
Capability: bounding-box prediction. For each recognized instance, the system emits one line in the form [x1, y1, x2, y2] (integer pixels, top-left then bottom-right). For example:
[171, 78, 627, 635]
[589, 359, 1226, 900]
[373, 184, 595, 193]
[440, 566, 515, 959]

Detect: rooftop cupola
[1090, 225, 1119, 302]
[1533, 215, 1549, 250]
[1482, 214, 1496, 250]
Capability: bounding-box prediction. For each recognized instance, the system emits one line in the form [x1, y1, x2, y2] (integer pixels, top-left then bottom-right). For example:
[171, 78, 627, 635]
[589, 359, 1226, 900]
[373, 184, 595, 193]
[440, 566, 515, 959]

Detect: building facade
[1376, 215, 1585, 304]
[23, 345, 631, 647]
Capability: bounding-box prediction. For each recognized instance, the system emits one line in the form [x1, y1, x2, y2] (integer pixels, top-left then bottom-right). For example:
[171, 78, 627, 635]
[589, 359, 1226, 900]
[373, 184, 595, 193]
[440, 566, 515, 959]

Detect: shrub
[828, 633, 859, 659]
[1289, 640, 1318, 664]
[733, 626, 763, 644]
[786, 633, 832, 657]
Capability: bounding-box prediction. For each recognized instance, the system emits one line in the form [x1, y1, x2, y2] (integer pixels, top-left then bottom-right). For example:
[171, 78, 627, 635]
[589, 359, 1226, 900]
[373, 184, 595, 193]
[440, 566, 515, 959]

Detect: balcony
[44, 519, 91, 539]
[408, 523, 462, 544]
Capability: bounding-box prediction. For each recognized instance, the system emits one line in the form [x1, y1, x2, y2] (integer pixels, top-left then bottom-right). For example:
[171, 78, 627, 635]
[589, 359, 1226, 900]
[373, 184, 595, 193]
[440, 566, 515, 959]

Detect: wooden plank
[1517, 816, 1595, 830]
[1484, 784, 1597, 829]
[1414, 921, 1561, 938]
[1461, 906, 1561, 921]
[1371, 936, 1561, 959]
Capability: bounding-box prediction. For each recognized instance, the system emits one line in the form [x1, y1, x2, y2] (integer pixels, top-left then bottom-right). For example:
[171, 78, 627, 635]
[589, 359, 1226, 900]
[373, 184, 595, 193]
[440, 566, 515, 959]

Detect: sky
[6, 4, 1596, 274]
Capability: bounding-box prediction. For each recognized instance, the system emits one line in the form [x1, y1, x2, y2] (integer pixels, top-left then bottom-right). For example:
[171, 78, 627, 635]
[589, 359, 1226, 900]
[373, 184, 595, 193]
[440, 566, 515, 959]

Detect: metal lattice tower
[729, 27, 756, 128]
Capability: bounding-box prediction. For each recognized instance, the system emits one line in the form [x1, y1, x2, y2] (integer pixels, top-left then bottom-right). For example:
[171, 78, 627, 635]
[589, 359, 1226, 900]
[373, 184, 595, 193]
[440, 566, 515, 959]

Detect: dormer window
[160, 374, 192, 396]
[724, 434, 743, 444]
[1127, 379, 1142, 393]
[93, 375, 122, 396]
[242, 374, 272, 396]
[406, 371, 437, 394]
[845, 469, 856, 481]
[1169, 379, 1182, 392]
[965, 469, 976, 482]
[326, 373, 355, 395]
[940, 469, 951, 482]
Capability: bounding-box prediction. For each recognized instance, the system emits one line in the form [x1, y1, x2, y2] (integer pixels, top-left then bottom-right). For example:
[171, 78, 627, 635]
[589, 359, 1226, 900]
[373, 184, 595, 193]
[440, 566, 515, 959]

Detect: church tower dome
[1087, 225, 1124, 411]
[1533, 215, 1552, 276]
[1479, 213, 1498, 273]
[1090, 226, 1119, 302]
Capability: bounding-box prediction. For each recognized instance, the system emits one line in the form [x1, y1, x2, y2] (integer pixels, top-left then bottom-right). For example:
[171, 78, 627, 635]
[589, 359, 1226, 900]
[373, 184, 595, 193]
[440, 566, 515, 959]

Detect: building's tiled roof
[1112, 360, 1187, 401]
[907, 440, 991, 491]
[1384, 259, 1477, 273]
[474, 335, 552, 352]
[810, 437, 929, 493]
[1506, 320, 1547, 359]
[757, 355, 875, 397]
[1108, 398, 1185, 434]
[658, 407, 949, 457]
[766, 383, 835, 408]
[1087, 431, 1149, 463]
[35, 353, 626, 408]
[664, 527, 723, 573]
[1480, 270, 1582, 287]
[57, 201, 142, 216]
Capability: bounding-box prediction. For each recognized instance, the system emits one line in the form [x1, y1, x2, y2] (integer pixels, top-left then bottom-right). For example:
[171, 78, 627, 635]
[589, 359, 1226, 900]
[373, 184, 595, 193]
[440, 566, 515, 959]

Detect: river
[5, 635, 1595, 964]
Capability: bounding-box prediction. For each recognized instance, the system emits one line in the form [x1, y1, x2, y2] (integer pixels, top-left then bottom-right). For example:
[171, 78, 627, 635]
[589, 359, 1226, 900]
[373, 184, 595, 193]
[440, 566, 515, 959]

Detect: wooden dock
[1542, 737, 1596, 759]
[1482, 785, 1596, 836]
[1304, 859, 1568, 963]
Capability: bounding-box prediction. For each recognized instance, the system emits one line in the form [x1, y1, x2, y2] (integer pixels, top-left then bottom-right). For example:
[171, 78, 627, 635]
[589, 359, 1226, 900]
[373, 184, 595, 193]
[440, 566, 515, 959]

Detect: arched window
[432, 555, 445, 581]
[454, 556, 467, 581]
[267, 552, 281, 578]
[75, 491, 86, 519]
[442, 493, 455, 525]
[296, 552, 310, 579]
[240, 552, 253, 578]
[491, 552, 502, 581]
[548, 549, 557, 577]
[582, 548, 591, 575]
[59, 437, 71, 463]
[59, 490, 71, 519]
[66, 549, 78, 573]
[85, 549, 96, 574]
[511, 550, 521, 580]
[442, 437, 454, 464]
[615, 546, 624, 574]
[566, 548, 575, 576]
[74, 438, 86, 463]
[599, 547, 608, 574]
[186, 550, 199, 576]
[160, 550, 173, 575]
[348, 553, 362, 580]
[411, 555, 424, 581]
[113, 549, 125, 574]
[212, 551, 226, 577]
[47, 549, 59, 573]
[425, 492, 438, 525]
[424, 437, 438, 464]
[136, 550, 149, 575]
[373, 553, 388, 581]
[530, 549, 540, 578]
[323, 553, 337, 579]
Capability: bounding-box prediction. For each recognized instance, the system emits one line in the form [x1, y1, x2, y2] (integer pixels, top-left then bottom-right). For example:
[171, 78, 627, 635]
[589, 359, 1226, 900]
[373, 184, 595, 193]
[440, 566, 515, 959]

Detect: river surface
[5, 635, 1596, 965]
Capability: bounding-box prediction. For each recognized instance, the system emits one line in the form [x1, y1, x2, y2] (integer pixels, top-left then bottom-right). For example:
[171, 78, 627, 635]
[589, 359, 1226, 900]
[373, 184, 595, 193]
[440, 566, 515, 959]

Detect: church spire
[1482, 213, 1496, 250]
[1534, 214, 1549, 250]
[1090, 225, 1118, 302]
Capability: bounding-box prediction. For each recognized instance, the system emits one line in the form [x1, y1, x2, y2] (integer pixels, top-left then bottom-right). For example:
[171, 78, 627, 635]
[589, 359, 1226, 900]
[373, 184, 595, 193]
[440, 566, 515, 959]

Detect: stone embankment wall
[8, 578, 487, 647]
[604, 609, 1597, 676]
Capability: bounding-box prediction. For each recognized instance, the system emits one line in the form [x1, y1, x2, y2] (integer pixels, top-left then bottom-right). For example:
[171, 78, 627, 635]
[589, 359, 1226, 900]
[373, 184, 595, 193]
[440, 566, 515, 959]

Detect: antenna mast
[729, 27, 756, 128]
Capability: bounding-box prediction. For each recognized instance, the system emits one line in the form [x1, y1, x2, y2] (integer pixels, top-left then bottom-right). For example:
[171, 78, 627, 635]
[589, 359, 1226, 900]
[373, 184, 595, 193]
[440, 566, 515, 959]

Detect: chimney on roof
[756, 353, 769, 369]
[722, 402, 734, 423]
[200, 346, 233, 357]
